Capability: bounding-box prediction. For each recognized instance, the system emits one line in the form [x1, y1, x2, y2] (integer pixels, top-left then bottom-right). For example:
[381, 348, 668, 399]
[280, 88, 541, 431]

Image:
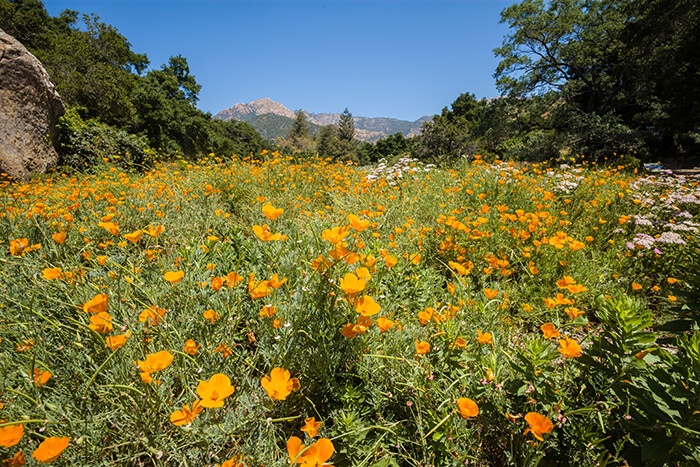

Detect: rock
[0, 28, 64, 180]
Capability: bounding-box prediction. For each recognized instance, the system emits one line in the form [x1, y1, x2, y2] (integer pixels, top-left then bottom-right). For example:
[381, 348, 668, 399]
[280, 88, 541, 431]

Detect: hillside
[214, 98, 429, 143]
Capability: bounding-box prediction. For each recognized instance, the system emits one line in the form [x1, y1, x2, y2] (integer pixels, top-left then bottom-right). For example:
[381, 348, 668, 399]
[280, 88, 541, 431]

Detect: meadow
[0, 152, 698, 466]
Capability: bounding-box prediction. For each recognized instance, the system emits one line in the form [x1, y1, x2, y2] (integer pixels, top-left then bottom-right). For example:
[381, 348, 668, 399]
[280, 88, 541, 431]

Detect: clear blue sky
[43, 0, 515, 121]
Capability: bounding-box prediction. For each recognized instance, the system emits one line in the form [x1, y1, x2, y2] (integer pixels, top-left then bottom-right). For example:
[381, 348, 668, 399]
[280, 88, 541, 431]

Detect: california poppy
[83, 294, 108, 314]
[354, 295, 380, 316]
[31, 436, 70, 463]
[170, 400, 202, 426]
[184, 339, 201, 355]
[540, 323, 560, 340]
[261, 367, 300, 401]
[164, 271, 184, 283]
[287, 436, 334, 466]
[476, 330, 493, 344]
[262, 203, 283, 220]
[301, 417, 322, 438]
[0, 423, 24, 447]
[524, 412, 554, 441]
[106, 332, 130, 350]
[197, 374, 235, 408]
[558, 336, 582, 358]
[457, 398, 479, 418]
[415, 341, 431, 354]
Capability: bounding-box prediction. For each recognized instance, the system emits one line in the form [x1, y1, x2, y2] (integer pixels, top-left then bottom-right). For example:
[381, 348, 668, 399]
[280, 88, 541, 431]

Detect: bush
[56, 107, 154, 171]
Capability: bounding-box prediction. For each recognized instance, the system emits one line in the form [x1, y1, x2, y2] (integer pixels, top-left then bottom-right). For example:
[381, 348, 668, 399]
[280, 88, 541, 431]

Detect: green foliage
[56, 107, 153, 170]
[494, 0, 700, 161]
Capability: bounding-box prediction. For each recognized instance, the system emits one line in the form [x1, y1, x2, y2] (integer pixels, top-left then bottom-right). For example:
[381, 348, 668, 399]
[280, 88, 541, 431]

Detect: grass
[0, 152, 698, 466]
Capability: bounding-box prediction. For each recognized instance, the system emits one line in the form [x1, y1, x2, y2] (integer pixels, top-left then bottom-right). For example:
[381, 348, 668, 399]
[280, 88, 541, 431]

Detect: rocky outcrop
[0, 28, 64, 180]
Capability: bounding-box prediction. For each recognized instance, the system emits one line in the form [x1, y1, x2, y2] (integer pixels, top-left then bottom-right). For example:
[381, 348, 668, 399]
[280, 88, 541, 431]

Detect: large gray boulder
[0, 28, 64, 180]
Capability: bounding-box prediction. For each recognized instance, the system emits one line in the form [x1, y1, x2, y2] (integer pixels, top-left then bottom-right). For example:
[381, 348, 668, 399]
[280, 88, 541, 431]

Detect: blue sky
[43, 0, 515, 121]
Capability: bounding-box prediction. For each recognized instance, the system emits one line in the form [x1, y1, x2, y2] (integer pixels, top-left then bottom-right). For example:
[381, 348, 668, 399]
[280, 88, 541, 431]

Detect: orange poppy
[540, 323, 560, 340]
[261, 367, 300, 401]
[105, 332, 130, 350]
[170, 400, 202, 426]
[415, 341, 431, 354]
[524, 412, 554, 441]
[135, 350, 173, 374]
[339, 273, 366, 295]
[287, 437, 334, 466]
[123, 230, 142, 243]
[558, 336, 582, 358]
[197, 374, 235, 408]
[354, 295, 380, 316]
[376, 317, 394, 332]
[203, 309, 219, 323]
[1, 450, 24, 466]
[88, 312, 113, 334]
[31, 436, 70, 463]
[348, 214, 370, 231]
[457, 398, 479, 418]
[164, 271, 184, 283]
[183, 339, 201, 355]
[262, 203, 284, 220]
[483, 288, 499, 299]
[139, 305, 166, 325]
[0, 423, 24, 447]
[52, 232, 66, 244]
[301, 417, 322, 438]
[476, 330, 493, 344]
[42, 267, 63, 280]
[9, 238, 29, 256]
[83, 294, 108, 314]
[31, 369, 52, 387]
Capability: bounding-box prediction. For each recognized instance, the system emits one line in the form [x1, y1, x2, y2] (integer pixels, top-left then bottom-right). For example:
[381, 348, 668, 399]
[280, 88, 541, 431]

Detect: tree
[493, 0, 700, 160]
[336, 108, 358, 161]
[316, 125, 342, 159]
[286, 110, 312, 151]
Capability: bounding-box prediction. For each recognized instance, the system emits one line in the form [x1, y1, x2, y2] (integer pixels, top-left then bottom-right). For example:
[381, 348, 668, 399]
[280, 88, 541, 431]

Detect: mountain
[214, 98, 429, 143]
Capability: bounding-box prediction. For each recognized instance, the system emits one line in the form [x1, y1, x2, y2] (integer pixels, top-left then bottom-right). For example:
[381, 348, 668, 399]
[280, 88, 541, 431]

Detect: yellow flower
[261, 367, 300, 401]
[197, 374, 235, 408]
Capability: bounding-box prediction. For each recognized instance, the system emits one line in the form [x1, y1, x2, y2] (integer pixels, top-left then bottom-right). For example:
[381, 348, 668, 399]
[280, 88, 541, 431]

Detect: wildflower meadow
[1, 152, 699, 466]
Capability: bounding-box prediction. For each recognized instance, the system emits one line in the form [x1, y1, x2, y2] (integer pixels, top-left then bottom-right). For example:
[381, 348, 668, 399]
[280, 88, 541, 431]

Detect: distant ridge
[214, 98, 429, 143]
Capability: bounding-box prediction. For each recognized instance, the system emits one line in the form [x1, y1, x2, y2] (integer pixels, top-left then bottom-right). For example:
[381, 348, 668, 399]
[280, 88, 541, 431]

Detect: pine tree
[288, 110, 309, 142]
[338, 108, 355, 142]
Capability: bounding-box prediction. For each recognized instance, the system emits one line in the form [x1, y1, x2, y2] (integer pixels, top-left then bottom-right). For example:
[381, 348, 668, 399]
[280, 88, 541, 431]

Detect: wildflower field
[1, 153, 699, 466]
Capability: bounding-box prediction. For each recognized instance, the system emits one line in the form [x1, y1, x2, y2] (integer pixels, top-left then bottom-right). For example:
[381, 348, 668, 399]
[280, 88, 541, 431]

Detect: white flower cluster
[366, 157, 435, 184]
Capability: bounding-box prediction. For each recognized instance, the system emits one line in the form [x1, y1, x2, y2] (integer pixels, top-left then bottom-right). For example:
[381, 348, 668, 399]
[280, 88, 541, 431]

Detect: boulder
[0, 28, 64, 180]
